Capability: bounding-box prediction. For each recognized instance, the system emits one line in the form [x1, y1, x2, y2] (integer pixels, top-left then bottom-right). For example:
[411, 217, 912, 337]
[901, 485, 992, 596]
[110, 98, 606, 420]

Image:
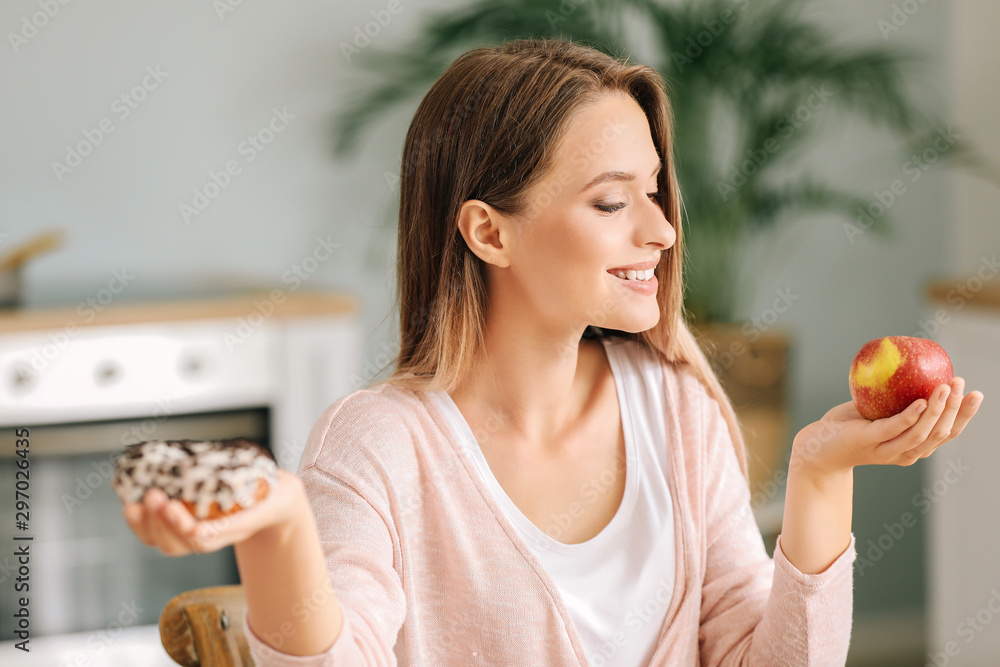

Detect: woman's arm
[233, 473, 343, 655]
[695, 374, 981, 665]
[778, 463, 853, 575]
[780, 377, 982, 575]
[124, 469, 343, 656]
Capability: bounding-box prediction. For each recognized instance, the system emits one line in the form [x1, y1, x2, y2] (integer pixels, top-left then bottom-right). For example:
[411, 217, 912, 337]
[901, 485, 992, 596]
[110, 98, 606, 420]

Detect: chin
[606, 311, 660, 334]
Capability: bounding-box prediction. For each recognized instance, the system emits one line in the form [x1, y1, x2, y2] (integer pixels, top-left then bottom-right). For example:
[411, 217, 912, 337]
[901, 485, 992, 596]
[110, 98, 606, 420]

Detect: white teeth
[614, 268, 654, 281]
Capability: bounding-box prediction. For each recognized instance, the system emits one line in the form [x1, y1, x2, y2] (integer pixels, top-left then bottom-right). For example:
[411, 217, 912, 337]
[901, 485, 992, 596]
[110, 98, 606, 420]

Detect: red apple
[849, 335, 954, 421]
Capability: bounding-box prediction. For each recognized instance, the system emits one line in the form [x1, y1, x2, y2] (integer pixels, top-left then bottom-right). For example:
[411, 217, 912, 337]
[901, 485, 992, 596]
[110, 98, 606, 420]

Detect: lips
[607, 258, 659, 273]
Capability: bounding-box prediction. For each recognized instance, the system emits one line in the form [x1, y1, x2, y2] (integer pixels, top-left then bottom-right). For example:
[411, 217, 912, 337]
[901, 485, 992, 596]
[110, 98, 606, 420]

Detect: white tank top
[430, 335, 675, 667]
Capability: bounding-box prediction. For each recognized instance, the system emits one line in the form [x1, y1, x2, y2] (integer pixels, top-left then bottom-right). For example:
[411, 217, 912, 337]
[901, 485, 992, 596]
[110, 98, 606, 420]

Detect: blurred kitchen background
[1, 0, 998, 665]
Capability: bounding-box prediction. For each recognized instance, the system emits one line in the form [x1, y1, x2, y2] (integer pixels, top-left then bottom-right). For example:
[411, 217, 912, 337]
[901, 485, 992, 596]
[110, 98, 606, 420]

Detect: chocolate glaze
[111, 438, 278, 519]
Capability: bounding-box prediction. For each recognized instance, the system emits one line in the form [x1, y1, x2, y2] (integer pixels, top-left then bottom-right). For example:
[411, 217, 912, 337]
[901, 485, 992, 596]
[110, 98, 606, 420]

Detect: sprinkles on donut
[112, 438, 278, 520]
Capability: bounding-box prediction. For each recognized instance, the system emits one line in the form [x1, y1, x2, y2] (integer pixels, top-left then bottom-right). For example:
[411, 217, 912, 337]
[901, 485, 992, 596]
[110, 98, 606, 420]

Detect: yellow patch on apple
[852, 337, 902, 388]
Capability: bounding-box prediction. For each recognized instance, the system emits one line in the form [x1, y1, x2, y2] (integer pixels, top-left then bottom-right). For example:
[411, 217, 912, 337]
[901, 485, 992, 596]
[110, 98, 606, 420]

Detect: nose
[642, 194, 675, 250]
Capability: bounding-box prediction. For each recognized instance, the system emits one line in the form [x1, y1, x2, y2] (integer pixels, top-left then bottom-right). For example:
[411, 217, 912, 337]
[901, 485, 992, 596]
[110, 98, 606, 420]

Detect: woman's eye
[594, 201, 627, 213]
[594, 193, 663, 214]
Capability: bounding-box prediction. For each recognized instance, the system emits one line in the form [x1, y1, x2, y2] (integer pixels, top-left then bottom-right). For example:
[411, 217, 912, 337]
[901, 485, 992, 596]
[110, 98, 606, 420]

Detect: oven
[0, 293, 360, 665]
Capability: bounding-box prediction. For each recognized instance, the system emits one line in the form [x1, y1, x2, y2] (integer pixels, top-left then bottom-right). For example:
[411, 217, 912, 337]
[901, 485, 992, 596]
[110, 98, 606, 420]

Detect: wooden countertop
[0, 290, 359, 334]
[926, 279, 1000, 311]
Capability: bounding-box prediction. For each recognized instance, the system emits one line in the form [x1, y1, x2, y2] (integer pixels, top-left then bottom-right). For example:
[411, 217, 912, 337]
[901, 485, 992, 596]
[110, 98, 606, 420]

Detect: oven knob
[179, 354, 207, 379]
[10, 364, 38, 393]
[94, 361, 123, 387]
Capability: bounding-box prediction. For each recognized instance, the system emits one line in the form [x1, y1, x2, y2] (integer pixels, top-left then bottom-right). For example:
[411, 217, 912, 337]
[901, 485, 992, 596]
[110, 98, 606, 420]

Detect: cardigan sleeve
[697, 392, 856, 667]
[243, 417, 406, 666]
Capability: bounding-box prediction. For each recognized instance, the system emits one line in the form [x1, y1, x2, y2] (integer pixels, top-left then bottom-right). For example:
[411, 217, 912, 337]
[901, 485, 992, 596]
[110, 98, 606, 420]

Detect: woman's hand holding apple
[794, 377, 982, 476]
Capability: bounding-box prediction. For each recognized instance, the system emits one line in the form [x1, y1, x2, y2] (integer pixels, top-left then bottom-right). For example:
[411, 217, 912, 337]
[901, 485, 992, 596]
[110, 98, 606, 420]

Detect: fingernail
[938, 388, 950, 404]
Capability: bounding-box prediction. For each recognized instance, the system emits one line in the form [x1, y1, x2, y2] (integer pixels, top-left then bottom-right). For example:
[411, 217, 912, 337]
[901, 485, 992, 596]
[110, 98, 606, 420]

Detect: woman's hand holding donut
[122, 468, 304, 556]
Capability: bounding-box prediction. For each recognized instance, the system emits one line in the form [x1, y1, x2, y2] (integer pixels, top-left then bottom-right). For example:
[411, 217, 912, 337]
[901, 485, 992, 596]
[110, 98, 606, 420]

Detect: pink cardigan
[244, 348, 856, 666]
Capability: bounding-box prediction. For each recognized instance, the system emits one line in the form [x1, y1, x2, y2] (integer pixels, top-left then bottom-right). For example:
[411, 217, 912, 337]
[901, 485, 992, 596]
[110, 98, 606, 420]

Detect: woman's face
[508, 92, 676, 336]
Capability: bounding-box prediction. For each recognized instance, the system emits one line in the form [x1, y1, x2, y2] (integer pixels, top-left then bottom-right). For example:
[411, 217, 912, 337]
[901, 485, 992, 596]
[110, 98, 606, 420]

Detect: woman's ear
[455, 199, 513, 269]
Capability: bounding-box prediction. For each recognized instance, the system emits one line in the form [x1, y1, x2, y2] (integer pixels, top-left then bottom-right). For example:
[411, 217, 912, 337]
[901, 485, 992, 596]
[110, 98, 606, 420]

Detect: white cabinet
[927, 306, 1000, 663]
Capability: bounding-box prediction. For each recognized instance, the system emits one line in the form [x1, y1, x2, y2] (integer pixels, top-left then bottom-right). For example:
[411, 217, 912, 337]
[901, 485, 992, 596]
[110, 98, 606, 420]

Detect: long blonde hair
[376, 38, 748, 481]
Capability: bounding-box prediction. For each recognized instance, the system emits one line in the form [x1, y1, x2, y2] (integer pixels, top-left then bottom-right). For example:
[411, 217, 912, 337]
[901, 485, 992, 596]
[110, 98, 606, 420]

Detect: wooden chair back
[159, 585, 253, 666]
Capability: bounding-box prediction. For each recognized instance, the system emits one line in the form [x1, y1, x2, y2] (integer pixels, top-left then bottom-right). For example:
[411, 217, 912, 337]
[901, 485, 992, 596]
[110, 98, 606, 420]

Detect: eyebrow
[580, 162, 663, 194]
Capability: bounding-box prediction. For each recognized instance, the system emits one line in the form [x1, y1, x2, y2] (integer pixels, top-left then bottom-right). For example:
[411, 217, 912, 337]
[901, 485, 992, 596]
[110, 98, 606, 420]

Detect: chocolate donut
[112, 438, 278, 519]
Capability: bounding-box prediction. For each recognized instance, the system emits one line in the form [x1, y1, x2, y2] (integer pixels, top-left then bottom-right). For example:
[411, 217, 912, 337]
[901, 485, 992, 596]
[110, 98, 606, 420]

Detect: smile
[610, 268, 655, 281]
[608, 269, 658, 295]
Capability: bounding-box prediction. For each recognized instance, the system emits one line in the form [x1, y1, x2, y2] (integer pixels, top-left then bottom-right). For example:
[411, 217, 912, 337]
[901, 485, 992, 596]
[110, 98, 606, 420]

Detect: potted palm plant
[329, 0, 947, 494]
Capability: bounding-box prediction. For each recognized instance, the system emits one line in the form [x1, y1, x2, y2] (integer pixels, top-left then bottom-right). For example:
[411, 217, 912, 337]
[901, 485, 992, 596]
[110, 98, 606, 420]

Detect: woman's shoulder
[297, 381, 433, 472]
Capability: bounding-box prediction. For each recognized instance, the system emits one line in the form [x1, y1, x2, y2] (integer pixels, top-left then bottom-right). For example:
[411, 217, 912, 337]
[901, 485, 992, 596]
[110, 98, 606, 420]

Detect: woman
[123, 39, 982, 665]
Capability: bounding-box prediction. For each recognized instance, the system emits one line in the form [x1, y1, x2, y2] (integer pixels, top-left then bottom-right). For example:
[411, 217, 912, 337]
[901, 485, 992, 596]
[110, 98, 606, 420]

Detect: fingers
[122, 489, 200, 557]
[867, 399, 926, 445]
[122, 502, 151, 546]
[190, 513, 247, 552]
[145, 491, 197, 556]
[139, 488, 168, 548]
[124, 492, 268, 554]
[119, 472, 296, 554]
[919, 389, 983, 458]
[875, 383, 951, 462]
[878, 377, 983, 464]
[190, 476, 287, 550]
[910, 378, 965, 458]
[122, 490, 183, 553]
